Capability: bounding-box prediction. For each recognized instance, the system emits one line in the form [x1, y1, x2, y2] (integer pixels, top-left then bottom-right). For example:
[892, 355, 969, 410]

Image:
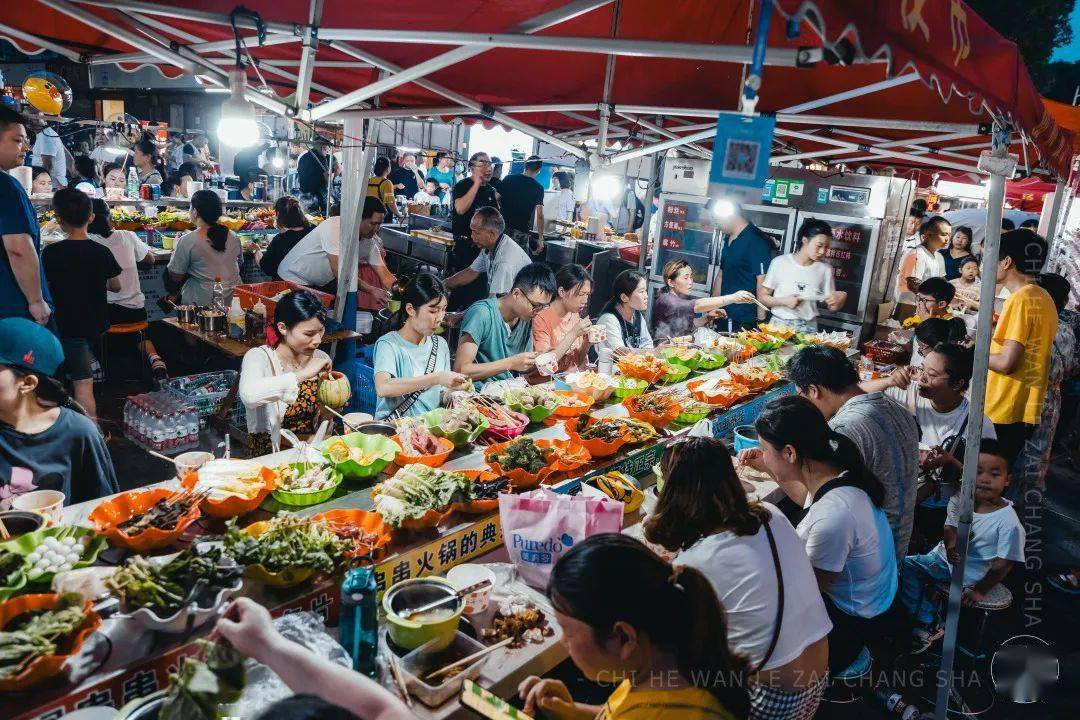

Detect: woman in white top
[552, 170, 576, 222]
[595, 269, 654, 355]
[759, 218, 846, 332]
[742, 395, 897, 676]
[373, 273, 468, 420]
[894, 215, 950, 303]
[239, 290, 332, 455]
[645, 437, 830, 719]
[167, 190, 242, 307]
[88, 198, 167, 378]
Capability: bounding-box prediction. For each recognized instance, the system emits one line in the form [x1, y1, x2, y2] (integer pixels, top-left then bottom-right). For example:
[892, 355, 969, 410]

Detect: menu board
[817, 218, 877, 317]
[655, 200, 715, 286]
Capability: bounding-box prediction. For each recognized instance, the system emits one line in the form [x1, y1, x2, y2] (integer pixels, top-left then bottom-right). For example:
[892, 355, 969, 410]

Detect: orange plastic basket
[392, 435, 455, 468]
[0, 594, 101, 692]
[181, 466, 277, 518]
[622, 395, 682, 429]
[452, 469, 508, 515]
[687, 378, 751, 408]
[551, 390, 595, 418]
[88, 488, 201, 552]
[233, 281, 334, 318]
[564, 417, 629, 458]
[310, 509, 392, 560]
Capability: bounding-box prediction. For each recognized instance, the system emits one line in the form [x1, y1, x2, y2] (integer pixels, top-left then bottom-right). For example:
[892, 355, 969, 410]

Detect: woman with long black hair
[0, 318, 118, 505]
[596, 269, 654, 354]
[645, 438, 830, 719]
[167, 189, 241, 306]
[239, 290, 333, 455]
[132, 135, 164, 186]
[743, 395, 897, 676]
[373, 272, 468, 420]
[519, 533, 751, 719]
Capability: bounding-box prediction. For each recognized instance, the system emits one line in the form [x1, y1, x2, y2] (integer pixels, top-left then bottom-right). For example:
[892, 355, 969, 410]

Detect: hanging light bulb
[711, 198, 737, 218]
[216, 68, 260, 148]
[590, 173, 622, 202]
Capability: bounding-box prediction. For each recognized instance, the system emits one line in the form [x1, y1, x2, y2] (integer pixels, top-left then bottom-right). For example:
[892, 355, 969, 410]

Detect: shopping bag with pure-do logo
[498, 487, 623, 589]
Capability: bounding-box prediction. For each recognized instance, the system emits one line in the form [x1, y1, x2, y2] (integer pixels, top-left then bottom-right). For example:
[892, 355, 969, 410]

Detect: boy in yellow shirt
[985, 229, 1058, 467]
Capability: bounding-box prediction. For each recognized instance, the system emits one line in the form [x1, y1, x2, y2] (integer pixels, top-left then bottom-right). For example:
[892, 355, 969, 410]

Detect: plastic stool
[824, 646, 873, 706]
[101, 321, 150, 384]
[947, 582, 1013, 660]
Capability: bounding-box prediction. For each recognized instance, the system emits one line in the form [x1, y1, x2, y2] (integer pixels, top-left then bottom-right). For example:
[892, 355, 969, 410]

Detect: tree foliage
[967, 0, 1076, 98]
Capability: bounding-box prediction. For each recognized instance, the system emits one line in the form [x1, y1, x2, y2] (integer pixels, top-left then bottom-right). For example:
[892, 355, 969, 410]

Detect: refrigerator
[649, 163, 912, 343]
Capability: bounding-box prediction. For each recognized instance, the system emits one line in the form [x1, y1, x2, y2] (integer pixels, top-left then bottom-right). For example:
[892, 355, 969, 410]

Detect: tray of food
[88, 488, 203, 552]
[272, 461, 343, 506]
[224, 514, 348, 588]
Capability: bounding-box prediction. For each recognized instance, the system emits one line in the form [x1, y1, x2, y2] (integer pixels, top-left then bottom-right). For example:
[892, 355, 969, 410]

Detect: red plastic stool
[101, 321, 150, 383]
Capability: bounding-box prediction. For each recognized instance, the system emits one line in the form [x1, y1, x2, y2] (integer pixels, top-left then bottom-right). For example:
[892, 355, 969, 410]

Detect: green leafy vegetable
[159, 638, 246, 720]
[106, 547, 242, 616]
[223, 515, 347, 573]
[373, 464, 472, 527]
[0, 593, 86, 679]
[0, 549, 26, 587]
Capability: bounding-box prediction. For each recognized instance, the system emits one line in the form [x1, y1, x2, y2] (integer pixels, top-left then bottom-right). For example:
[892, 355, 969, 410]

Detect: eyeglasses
[519, 292, 550, 313]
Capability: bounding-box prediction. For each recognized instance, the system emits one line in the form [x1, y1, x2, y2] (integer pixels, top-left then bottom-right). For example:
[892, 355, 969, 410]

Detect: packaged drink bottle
[126, 166, 139, 199]
[875, 686, 922, 720]
[211, 277, 225, 313]
[339, 562, 379, 677]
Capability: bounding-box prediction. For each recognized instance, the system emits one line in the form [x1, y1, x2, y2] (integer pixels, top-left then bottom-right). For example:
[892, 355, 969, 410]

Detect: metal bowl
[383, 577, 463, 651]
[176, 304, 199, 324]
[198, 310, 226, 334]
[354, 421, 396, 438]
[0, 511, 45, 538]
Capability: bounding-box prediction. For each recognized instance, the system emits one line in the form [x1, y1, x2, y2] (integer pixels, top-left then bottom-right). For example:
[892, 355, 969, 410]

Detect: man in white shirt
[31, 119, 67, 188]
[444, 206, 530, 297]
[278, 196, 387, 293]
[895, 215, 949, 304]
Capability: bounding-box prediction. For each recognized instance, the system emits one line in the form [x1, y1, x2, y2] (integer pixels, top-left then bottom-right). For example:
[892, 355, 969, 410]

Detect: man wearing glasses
[450, 152, 500, 309]
[445, 207, 531, 298]
[454, 263, 555, 382]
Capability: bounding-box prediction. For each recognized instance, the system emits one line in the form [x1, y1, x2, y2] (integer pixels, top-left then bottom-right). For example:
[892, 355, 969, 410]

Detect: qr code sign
[723, 138, 761, 180]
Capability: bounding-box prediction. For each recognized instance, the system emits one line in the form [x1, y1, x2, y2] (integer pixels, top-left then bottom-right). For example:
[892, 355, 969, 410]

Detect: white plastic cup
[446, 564, 497, 615]
[174, 450, 215, 479]
[186, 180, 204, 198]
[12, 489, 65, 526]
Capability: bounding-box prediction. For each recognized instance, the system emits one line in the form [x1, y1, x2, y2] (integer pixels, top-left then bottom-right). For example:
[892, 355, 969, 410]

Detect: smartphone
[459, 679, 534, 720]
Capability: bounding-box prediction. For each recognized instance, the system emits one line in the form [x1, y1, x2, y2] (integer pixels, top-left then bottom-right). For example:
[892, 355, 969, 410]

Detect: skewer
[322, 404, 361, 432]
[425, 637, 515, 682]
[0, 516, 9, 541]
[387, 654, 413, 707]
[145, 449, 178, 465]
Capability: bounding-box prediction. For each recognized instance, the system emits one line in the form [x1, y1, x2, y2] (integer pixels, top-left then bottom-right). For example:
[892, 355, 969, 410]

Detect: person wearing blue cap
[0, 317, 118, 506]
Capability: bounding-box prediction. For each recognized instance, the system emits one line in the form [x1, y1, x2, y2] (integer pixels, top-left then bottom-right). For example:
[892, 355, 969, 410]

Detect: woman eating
[239, 290, 332, 454]
[939, 225, 976, 280]
[102, 162, 126, 192]
[759, 219, 846, 332]
[651, 259, 755, 342]
[645, 437, 830, 719]
[31, 166, 52, 195]
[596, 269, 654, 354]
[258, 196, 314, 280]
[0, 318, 118, 505]
[741, 395, 897, 675]
[132, 136, 164, 186]
[530, 264, 595, 378]
[373, 273, 468, 420]
[519, 533, 751, 720]
[167, 189, 242, 307]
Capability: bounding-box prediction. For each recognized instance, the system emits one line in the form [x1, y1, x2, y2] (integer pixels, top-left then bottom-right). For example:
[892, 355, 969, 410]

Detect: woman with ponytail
[645, 438, 829, 719]
[373, 273, 468, 420]
[0, 318, 118, 506]
[744, 395, 897, 676]
[167, 189, 242, 306]
[519, 533, 750, 720]
[132, 135, 164, 186]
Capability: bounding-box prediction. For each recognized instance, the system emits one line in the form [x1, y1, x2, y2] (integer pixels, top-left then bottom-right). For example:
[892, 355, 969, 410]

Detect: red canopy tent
[1, 0, 1077, 179]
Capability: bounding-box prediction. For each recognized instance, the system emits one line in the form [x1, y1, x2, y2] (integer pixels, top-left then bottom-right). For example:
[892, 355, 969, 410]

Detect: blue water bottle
[339, 560, 379, 677]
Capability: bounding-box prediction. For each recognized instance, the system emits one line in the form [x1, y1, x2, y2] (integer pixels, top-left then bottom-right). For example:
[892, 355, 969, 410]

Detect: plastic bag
[498, 488, 623, 589]
[225, 611, 351, 717]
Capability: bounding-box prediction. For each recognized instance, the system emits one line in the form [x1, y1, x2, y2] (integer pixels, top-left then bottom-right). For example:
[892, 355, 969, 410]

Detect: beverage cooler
[649, 162, 912, 343]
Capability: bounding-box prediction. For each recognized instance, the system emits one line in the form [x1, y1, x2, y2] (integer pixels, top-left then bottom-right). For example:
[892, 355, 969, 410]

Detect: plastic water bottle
[126, 166, 139, 199]
[598, 347, 614, 376]
[874, 687, 922, 720]
[211, 277, 225, 313]
[339, 563, 379, 677]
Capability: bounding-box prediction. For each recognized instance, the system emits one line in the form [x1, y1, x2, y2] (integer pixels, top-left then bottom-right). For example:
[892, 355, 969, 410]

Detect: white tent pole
[88, 34, 300, 65]
[0, 22, 82, 60]
[638, 153, 661, 272]
[324, 45, 588, 158]
[595, 0, 620, 158]
[617, 112, 712, 158]
[778, 73, 921, 114]
[308, 0, 613, 121]
[293, 0, 324, 113]
[336, 118, 373, 324]
[827, 128, 984, 162]
[1040, 180, 1067, 238]
[76, 0, 295, 34]
[772, 131, 976, 164]
[774, 127, 983, 173]
[933, 126, 1016, 719]
[605, 127, 715, 164]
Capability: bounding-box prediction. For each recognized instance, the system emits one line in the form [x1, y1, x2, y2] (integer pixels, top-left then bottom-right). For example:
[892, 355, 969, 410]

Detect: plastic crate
[165, 370, 239, 418]
[233, 280, 334, 318]
[338, 359, 376, 415]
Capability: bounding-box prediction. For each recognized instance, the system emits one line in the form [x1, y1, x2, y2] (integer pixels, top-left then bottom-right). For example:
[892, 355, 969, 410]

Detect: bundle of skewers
[117, 489, 209, 535]
[453, 394, 522, 431]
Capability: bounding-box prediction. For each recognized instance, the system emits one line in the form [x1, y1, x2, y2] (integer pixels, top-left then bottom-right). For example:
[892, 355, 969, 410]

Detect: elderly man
[449, 151, 499, 309]
[390, 153, 425, 199]
[445, 206, 531, 297]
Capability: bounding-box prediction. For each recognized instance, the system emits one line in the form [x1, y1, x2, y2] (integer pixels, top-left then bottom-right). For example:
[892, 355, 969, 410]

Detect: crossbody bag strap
[387, 337, 441, 420]
[755, 519, 785, 674]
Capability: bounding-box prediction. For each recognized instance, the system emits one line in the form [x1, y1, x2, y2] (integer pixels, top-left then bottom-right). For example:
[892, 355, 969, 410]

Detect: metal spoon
[397, 579, 492, 620]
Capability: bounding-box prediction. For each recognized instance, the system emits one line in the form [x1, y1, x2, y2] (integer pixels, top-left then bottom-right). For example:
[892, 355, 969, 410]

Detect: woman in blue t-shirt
[373, 273, 469, 419]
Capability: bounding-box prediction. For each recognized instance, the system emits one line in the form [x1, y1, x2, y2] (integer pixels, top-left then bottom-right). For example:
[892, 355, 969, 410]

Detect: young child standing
[899, 439, 1025, 652]
[949, 256, 981, 312]
[42, 188, 122, 424]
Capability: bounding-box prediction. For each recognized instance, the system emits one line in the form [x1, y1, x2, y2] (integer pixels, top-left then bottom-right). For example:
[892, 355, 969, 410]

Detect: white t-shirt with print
[885, 386, 997, 447]
[678, 503, 832, 670]
[762, 253, 836, 321]
[932, 496, 1024, 587]
[278, 216, 381, 291]
[469, 234, 531, 296]
[797, 483, 898, 618]
[91, 230, 152, 309]
[32, 126, 67, 188]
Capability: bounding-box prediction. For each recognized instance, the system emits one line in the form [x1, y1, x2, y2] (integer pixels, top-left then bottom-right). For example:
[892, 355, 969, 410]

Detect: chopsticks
[146, 449, 178, 465]
[0, 516, 9, 541]
[387, 654, 413, 707]
[323, 404, 361, 432]
[424, 637, 515, 683]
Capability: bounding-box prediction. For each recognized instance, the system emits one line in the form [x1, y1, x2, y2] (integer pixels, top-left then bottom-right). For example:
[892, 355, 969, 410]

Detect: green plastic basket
[659, 365, 692, 384]
[421, 408, 489, 447]
[321, 433, 400, 480]
[660, 348, 702, 371]
[612, 377, 649, 398]
[0, 526, 107, 588]
[696, 352, 728, 371]
[501, 391, 559, 423]
[271, 463, 344, 506]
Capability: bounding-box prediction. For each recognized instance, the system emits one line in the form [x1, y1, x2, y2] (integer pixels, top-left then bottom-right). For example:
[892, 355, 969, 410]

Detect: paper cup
[535, 352, 558, 376]
[342, 412, 373, 434]
[12, 489, 65, 526]
[174, 451, 215, 479]
[446, 565, 496, 615]
[588, 324, 607, 343]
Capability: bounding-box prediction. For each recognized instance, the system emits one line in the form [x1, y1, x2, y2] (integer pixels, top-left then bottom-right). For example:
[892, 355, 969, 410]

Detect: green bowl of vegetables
[660, 347, 702, 370]
[321, 433, 401, 481]
[0, 526, 107, 587]
[501, 389, 560, 424]
[271, 462, 344, 506]
[696, 351, 728, 371]
[613, 377, 649, 398]
[659, 364, 692, 384]
[675, 401, 713, 425]
[421, 408, 489, 447]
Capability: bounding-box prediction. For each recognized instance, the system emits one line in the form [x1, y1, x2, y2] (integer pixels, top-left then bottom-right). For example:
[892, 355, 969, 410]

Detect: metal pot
[383, 577, 463, 652]
[0, 510, 45, 538]
[176, 304, 199, 324]
[198, 310, 226, 334]
[353, 421, 396, 437]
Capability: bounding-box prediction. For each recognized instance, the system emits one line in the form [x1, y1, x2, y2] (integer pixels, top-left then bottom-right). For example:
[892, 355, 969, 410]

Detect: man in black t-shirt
[449, 151, 499, 309]
[390, 154, 425, 199]
[297, 137, 335, 213]
[232, 141, 268, 180]
[41, 188, 121, 423]
[497, 155, 546, 255]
